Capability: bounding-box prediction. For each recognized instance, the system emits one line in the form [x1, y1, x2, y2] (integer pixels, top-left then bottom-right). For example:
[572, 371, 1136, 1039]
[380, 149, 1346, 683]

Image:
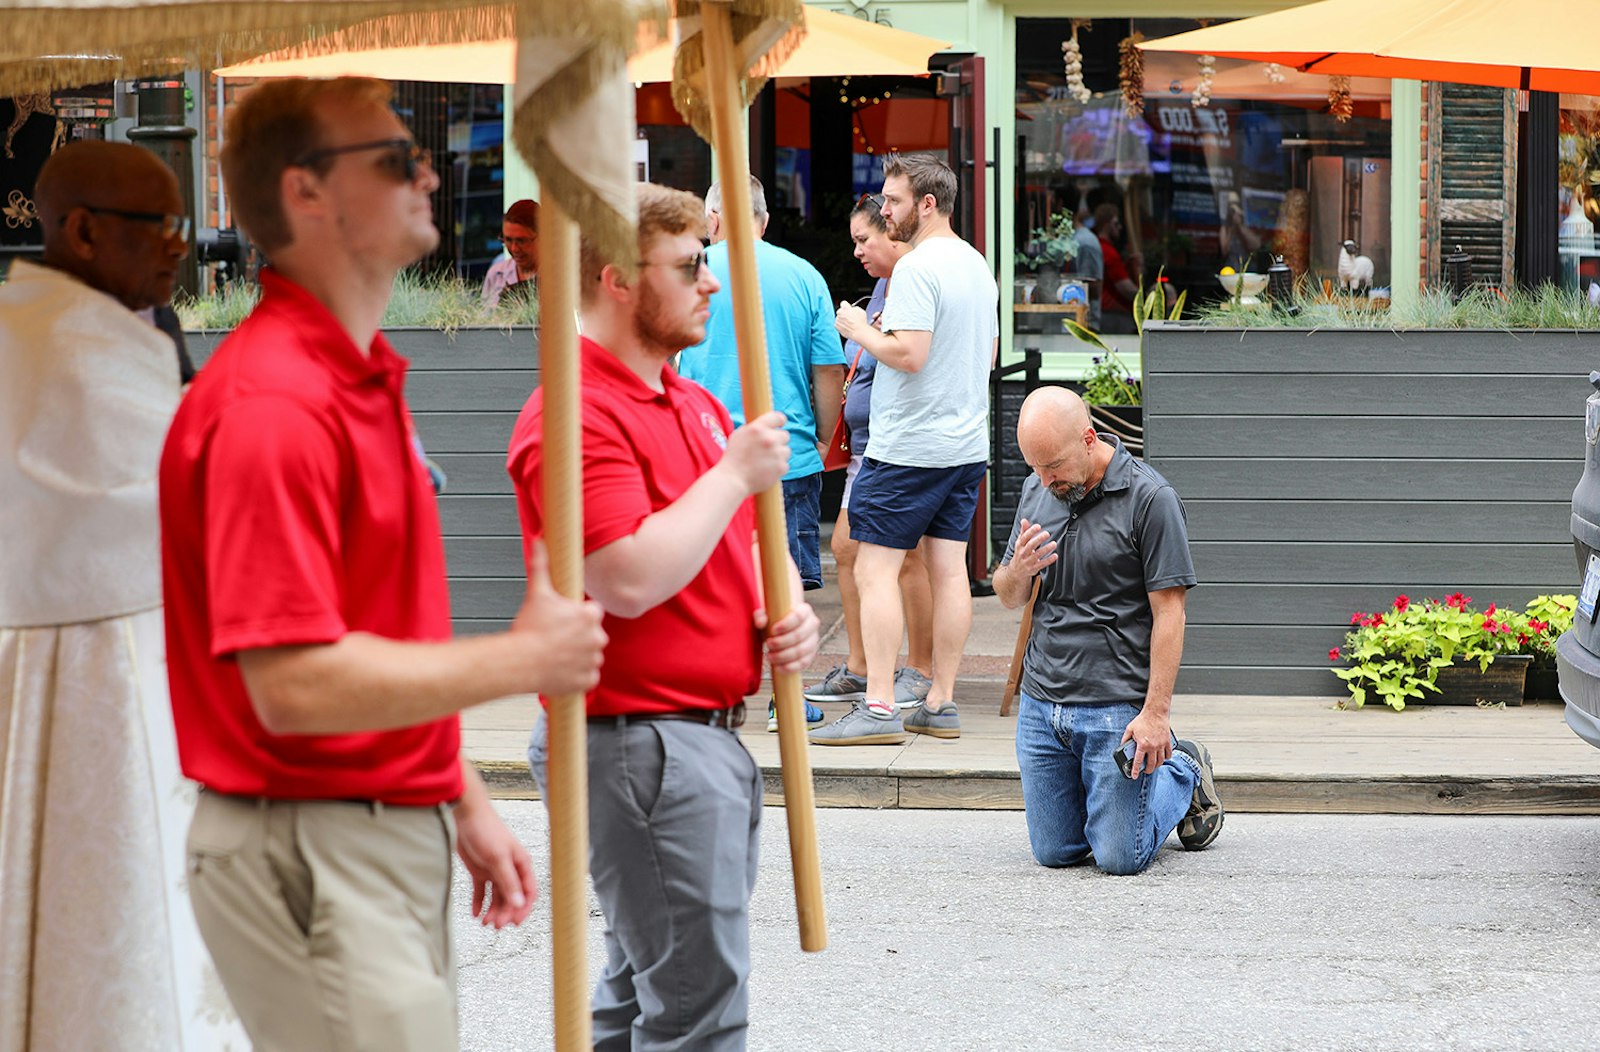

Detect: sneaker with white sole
[803, 664, 868, 704]
[768, 699, 826, 733]
[903, 701, 960, 739]
[1174, 739, 1223, 850]
[893, 667, 933, 709]
[807, 702, 906, 746]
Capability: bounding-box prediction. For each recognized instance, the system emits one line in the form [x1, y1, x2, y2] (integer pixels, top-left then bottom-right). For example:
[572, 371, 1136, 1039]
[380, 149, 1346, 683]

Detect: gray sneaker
[1174, 739, 1223, 850]
[893, 667, 933, 709]
[903, 701, 961, 739]
[803, 664, 868, 704]
[808, 703, 907, 746]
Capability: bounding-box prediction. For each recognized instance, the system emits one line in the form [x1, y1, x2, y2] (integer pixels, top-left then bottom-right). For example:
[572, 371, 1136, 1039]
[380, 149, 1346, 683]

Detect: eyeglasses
[80, 206, 191, 243]
[292, 137, 432, 183]
[502, 235, 537, 248]
[640, 249, 710, 284]
[855, 192, 885, 211]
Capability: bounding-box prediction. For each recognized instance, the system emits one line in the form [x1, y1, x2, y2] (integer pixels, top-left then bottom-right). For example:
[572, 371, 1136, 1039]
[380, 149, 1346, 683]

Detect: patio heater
[128, 78, 199, 297]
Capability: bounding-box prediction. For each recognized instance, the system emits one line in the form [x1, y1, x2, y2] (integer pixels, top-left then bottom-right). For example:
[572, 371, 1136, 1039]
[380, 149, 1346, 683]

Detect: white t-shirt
[871, 235, 998, 467]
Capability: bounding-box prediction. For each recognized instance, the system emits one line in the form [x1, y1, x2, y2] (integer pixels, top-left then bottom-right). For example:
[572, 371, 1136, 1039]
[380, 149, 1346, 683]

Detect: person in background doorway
[1094, 202, 1140, 335]
[481, 197, 539, 307]
[804, 192, 936, 715]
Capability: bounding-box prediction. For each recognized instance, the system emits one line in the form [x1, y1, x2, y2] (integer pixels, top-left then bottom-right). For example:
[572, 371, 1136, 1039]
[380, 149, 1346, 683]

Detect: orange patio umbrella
[216, 4, 947, 82]
[1138, 0, 1600, 95]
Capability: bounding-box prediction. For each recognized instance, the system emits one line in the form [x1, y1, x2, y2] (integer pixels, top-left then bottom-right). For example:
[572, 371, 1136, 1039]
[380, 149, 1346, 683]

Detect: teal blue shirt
[678, 239, 846, 480]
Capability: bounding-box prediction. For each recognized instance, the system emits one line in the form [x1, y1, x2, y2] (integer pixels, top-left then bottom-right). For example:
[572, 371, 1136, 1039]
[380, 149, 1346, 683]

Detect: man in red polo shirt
[159, 78, 606, 1052]
[507, 182, 821, 1049]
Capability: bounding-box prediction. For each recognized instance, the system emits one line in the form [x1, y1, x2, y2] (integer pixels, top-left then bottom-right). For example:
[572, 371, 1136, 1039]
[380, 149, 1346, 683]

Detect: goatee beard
[1050, 483, 1087, 505]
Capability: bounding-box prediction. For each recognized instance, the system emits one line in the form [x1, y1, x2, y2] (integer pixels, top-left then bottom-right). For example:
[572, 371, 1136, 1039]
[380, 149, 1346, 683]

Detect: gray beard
[1050, 483, 1087, 505]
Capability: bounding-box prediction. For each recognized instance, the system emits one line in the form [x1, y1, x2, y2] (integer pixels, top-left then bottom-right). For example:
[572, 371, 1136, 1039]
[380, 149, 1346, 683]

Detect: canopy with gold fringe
[668, 0, 803, 143]
[0, 0, 661, 267]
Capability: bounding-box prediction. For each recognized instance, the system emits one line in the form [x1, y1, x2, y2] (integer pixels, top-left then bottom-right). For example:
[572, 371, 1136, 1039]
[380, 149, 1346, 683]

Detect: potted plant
[1013, 209, 1080, 309]
[1330, 593, 1550, 710]
[1519, 594, 1577, 700]
[1061, 283, 1184, 455]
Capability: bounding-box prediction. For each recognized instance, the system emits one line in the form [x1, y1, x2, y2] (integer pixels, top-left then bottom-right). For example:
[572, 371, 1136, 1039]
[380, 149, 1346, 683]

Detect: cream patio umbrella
[1137, 0, 1600, 95]
[0, 3, 657, 1050]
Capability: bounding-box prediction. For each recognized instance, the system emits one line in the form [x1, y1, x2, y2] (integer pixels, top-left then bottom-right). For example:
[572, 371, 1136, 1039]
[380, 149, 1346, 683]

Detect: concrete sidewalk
[463, 571, 1600, 815]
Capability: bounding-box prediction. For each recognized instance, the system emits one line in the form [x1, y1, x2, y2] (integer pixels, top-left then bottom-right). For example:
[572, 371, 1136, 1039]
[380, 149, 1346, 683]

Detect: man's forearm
[992, 559, 1034, 609]
[848, 325, 926, 373]
[583, 465, 750, 618]
[1144, 600, 1186, 717]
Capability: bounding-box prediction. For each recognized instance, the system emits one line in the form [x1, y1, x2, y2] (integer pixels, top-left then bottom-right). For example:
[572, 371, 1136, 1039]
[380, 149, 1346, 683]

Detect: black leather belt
[587, 702, 746, 731]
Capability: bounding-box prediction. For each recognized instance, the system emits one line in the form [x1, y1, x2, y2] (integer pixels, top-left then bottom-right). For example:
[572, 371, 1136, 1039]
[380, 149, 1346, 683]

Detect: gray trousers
[529, 712, 763, 1051]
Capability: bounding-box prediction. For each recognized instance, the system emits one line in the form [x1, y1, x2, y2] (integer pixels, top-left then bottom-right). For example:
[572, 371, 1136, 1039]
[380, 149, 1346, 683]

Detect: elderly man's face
[83, 163, 189, 311]
[502, 221, 538, 273]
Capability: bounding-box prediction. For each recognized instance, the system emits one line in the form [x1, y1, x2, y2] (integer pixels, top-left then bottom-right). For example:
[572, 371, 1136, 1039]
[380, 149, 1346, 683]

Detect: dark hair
[504, 198, 539, 231]
[880, 153, 957, 216]
[849, 193, 887, 233]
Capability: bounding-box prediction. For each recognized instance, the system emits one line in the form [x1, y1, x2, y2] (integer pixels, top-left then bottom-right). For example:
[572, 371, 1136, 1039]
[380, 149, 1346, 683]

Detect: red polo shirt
[507, 338, 762, 716]
[160, 270, 461, 805]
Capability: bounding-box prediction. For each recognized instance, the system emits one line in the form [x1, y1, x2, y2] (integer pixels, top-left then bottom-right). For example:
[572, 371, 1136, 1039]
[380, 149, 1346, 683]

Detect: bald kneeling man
[0, 141, 247, 1049]
[991, 387, 1222, 876]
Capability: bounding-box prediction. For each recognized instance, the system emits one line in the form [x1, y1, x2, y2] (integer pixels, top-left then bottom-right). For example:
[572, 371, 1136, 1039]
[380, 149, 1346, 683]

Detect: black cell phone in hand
[1114, 739, 1138, 779]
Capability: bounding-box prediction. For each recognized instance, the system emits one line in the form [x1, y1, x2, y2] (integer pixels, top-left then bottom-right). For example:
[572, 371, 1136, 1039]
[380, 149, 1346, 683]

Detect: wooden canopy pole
[699, 0, 827, 953]
[537, 200, 593, 1050]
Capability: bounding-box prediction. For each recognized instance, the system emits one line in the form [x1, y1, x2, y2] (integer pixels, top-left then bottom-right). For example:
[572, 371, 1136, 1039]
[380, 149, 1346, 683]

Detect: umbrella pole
[538, 200, 593, 1050]
[699, 0, 828, 954]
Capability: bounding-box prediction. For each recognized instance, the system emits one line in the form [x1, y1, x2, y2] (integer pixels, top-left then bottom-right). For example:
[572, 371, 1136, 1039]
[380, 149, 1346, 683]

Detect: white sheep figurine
[1338, 239, 1375, 293]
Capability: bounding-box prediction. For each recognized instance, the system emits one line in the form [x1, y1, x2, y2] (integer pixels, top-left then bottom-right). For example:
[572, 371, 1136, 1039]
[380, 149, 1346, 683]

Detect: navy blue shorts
[847, 458, 986, 550]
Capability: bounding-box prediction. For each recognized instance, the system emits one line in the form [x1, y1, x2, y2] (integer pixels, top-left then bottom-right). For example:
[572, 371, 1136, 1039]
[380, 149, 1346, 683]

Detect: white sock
[865, 699, 895, 718]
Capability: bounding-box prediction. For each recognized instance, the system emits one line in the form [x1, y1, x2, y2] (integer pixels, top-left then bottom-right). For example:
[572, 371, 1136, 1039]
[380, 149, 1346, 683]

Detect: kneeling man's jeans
[1015, 693, 1198, 875]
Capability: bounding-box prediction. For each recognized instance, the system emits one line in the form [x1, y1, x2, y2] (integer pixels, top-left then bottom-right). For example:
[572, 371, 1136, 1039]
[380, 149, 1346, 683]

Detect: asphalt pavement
[454, 801, 1600, 1052]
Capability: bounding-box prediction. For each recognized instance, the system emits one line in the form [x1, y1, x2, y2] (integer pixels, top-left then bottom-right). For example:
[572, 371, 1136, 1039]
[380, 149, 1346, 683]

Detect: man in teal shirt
[678, 175, 846, 594]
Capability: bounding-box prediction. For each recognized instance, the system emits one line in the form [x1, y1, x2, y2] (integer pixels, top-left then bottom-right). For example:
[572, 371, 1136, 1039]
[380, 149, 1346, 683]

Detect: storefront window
[1016, 17, 1392, 331]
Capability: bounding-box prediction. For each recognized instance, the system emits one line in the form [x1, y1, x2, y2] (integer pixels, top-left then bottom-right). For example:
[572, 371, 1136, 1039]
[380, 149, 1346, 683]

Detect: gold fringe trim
[511, 27, 641, 274]
[0, 0, 661, 96]
[668, 0, 804, 143]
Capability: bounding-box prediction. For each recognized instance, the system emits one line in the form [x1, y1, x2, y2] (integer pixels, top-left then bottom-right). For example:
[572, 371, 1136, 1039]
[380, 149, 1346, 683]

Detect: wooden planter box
[1143, 323, 1593, 696]
[1422, 655, 1532, 707]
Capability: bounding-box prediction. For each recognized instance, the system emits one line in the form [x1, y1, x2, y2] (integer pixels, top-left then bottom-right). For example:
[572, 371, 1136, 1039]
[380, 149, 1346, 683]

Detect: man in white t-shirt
[814, 153, 998, 745]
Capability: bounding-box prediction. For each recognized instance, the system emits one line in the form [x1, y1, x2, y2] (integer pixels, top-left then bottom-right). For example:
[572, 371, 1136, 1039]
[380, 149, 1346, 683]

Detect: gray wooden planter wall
[188, 327, 537, 637]
[1141, 322, 1593, 695]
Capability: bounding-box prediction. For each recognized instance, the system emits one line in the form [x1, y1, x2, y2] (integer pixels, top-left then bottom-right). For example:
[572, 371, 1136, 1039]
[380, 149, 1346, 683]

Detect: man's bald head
[35, 141, 188, 311]
[1016, 386, 1108, 504]
[1017, 386, 1090, 455]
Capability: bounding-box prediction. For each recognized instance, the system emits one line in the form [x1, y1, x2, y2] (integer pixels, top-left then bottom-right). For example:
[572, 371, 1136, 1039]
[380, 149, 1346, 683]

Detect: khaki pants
[187, 791, 458, 1052]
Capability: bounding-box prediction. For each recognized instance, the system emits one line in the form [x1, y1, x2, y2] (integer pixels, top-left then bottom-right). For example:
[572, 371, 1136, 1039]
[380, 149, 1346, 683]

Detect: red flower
[1394, 595, 1410, 613]
[1483, 617, 1499, 632]
[1518, 633, 1530, 645]
[1329, 647, 1342, 661]
[1444, 593, 1472, 610]
[1351, 612, 1367, 626]
[1368, 614, 1385, 627]
[1484, 603, 1497, 617]
[1530, 619, 1549, 633]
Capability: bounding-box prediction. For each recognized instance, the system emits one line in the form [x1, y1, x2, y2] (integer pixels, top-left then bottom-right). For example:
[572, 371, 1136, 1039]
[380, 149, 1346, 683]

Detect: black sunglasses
[640, 249, 710, 284]
[293, 137, 432, 183]
[78, 206, 191, 243]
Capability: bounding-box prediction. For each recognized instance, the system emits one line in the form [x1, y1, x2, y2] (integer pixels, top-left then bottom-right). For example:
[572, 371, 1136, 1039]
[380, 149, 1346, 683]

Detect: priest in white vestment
[0, 142, 243, 1051]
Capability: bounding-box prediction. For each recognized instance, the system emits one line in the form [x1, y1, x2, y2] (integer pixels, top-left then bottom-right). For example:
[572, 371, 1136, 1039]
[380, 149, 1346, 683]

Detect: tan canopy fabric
[668, 0, 803, 141]
[1139, 0, 1600, 95]
[216, 5, 946, 88]
[0, 0, 657, 265]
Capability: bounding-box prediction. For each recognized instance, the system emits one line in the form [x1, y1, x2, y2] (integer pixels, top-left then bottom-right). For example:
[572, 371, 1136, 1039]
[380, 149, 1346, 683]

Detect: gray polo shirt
[1001, 435, 1197, 706]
